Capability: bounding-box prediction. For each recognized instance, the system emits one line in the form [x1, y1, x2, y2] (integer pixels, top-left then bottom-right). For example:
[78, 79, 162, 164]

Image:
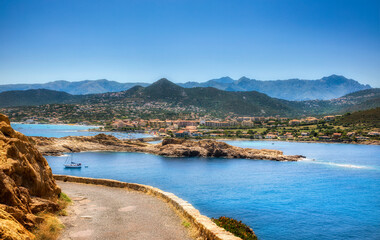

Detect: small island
[30, 134, 305, 161]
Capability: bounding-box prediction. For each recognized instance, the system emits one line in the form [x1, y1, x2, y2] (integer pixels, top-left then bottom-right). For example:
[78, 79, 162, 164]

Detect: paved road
[58, 181, 193, 240]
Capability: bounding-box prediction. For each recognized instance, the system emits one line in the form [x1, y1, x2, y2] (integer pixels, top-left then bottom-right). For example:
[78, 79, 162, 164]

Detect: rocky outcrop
[29, 133, 148, 156]
[148, 138, 303, 161]
[0, 209, 34, 240]
[31, 134, 304, 161]
[0, 113, 61, 239]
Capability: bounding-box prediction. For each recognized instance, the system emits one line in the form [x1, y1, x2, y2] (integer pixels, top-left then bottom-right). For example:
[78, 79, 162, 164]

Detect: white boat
[64, 153, 82, 168]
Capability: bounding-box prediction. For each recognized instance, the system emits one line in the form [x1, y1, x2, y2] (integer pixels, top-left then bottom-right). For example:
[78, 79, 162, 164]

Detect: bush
[212, 216, 257, 240]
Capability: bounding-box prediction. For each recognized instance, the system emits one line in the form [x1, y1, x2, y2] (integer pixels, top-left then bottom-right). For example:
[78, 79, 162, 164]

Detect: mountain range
[0, 75, 371, 101]
[0, 78, 379, 117]
[180, 75, 371, 100]
[0, 79, 149, 95]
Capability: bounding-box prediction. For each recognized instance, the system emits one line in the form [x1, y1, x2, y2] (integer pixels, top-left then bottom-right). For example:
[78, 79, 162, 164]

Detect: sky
[0, 0, 379, 86]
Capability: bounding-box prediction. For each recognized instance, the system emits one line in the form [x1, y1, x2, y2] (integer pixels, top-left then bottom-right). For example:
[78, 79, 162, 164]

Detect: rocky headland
[0, 113, 61, 239]
[30, 134, 304, 161]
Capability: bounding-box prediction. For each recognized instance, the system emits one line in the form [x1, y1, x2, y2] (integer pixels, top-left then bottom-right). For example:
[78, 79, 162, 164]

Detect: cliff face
[31, 134, 304, 161]
[0, 113, 61, 239]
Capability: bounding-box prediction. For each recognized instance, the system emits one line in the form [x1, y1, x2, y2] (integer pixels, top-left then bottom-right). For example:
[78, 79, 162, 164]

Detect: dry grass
[57, 192, 71, 216]
[58, 192, 72, 208]
[34, 192, 71, 240]
[34, 213, 65, 240]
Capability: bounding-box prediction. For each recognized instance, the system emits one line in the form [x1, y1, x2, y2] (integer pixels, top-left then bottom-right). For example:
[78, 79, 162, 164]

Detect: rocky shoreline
[30, 134, 304, 161]
[213, 137, 380, 145]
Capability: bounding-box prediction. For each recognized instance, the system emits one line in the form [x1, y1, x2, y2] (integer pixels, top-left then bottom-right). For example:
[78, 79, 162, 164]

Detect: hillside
[94, 78, 299, 117]
[179, 75, 371, 100]
[86, 81, 380, 117]
[297, 88, 380, 116]
[1, 80, 378, 119]
[0, 79, 149, 95]
[0, 89, 81, 107]
[336, 107, 380, 128]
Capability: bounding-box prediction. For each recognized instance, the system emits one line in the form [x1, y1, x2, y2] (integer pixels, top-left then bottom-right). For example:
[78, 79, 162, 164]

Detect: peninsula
[30, 134, 304, 161]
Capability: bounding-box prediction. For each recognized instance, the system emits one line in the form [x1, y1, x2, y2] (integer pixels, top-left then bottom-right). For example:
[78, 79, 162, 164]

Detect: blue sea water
[14, 125, 380, 239]
[44, 142, 380, 240]
[11, 123, 153, 139]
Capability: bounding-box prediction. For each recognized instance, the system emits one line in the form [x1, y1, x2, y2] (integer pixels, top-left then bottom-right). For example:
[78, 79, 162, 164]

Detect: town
[107, 115, 379, 143]
[8, 107, 379, 144]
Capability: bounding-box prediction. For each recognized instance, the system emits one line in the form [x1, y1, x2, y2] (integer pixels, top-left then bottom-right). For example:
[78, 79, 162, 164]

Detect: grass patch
[57, 192, 71, 216]
[59, 192, 72, 204]
[182, 220, 191, 228]
[34, 192, 71, 238]
[212, 216, 257, 240]
[34, 213, 65, 240]
[58, 192, 71, 209]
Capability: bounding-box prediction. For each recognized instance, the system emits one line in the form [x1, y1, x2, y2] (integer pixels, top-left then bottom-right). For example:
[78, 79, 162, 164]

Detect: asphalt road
[57, 181, 193, 240]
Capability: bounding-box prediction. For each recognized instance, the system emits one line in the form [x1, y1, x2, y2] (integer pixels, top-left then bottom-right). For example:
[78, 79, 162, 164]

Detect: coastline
[214, 137, 380, 145]
[12, 122, 379, 145]
[30, 135, 304, 161]
[10, 121, 102, 128]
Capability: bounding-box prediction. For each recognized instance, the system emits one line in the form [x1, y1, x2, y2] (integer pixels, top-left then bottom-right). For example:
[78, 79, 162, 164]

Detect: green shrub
[212, 216, 257, 240]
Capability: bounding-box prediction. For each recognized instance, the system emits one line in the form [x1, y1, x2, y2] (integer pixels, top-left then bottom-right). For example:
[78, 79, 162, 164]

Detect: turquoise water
[44, 141, 380, 240]
[11, 123, 153, 139]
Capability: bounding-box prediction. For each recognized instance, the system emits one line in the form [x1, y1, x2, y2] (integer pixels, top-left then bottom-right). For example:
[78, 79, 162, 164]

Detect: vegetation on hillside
[1, 79, 379, 121]
[212, 216, 257, 240]
[336, 107, 380, 128]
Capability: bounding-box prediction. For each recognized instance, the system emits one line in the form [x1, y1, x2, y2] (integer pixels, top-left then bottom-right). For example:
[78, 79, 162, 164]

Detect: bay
[14, 124, 380, 239]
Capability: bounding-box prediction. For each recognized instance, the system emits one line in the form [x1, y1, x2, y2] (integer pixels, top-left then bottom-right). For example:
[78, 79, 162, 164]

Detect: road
[58, 181, 193, 240]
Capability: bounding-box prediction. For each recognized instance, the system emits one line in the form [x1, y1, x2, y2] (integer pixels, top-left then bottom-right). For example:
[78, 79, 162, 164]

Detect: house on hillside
[289, 119, 300, 126]
[332, 133, 342, 139]
[265, 134, 277, 139]
[175, 130, 190, 138]
[323, 116, 335, 121]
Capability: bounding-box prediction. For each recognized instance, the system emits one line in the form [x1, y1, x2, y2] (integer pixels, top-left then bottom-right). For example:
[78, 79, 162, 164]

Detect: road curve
[57, 181, 193, 240]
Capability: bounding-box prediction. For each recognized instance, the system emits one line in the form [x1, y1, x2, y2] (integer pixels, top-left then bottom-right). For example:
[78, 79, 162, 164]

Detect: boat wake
[300, 158, 375, 170]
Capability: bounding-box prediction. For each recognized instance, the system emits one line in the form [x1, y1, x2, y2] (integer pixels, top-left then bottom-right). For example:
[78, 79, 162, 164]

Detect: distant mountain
[0, 75, 371, 101]
[0, 89, 80, 107]
[0, 79, 149, 95]
[104, 78, 297, 116]
[1, 79, 378, 117]
[179, 75, 372, 101]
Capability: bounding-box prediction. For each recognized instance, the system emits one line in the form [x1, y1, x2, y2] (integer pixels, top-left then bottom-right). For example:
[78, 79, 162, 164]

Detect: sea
[11, 123, 153, 139]
[13, 123, 380, 240]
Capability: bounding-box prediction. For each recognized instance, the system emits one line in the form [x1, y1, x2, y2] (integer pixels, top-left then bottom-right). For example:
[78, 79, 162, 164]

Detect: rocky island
[30, 134, 304, 161]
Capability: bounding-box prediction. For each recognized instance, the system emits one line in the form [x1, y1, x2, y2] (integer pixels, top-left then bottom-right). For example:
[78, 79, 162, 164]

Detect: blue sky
[0, 0, 379, 86]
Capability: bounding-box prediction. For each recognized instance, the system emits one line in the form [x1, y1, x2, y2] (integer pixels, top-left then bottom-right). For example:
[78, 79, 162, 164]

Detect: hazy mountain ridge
[179, 75, 372, 100]
[1, 79, 378, 117]
[0, 79, 149, 95]
[0, 75, 371, 101]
